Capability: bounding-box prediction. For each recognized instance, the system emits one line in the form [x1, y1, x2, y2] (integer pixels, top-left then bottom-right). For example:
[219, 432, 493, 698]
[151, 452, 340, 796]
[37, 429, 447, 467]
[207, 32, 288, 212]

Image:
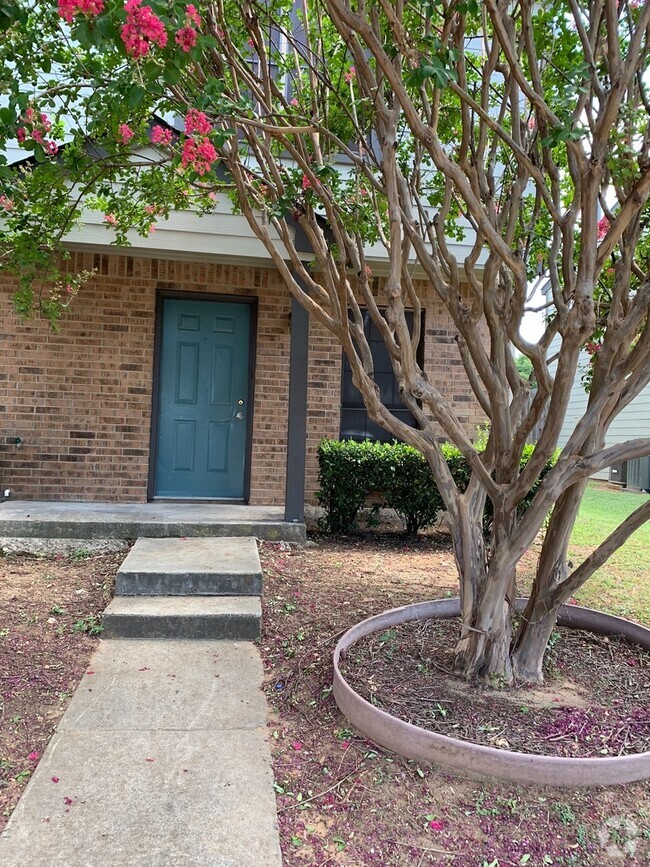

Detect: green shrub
[316, 439, 558, 536]
[380, 443, 444, 535]
[316, 439, 446, 534]
[315, 440, 385, 533]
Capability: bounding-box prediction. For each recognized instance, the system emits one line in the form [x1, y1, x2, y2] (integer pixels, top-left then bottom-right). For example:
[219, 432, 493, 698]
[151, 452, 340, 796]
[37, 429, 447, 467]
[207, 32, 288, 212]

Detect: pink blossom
[197, 139, 216, 162]
[301, 174, 312, 191]
[429, 819, 445, 831]
[144, 204, 157, 214]
[45, 141, 59, 155]
[290, 98, 299, 107]
[51, 776, 60, 783]
[527, 116, 536, 131]
[0, 195, 14, 212]
[184, 109, 211, 136]
[181, 138, 217, 175]
[63, 796, 73, 805]
[57, 0, 104, 25]
[148, 224, 156, 233]
[32, 129, 44, 144]
[175, 26, 197, 52]
[121, 0, 167, 59]
[16, 127, 26, 143]
[24, 108, 36, 123]
[151, 125, 173, 147]
[40, 114, 52, 133]
[118, 123, 134, 145]
[344, 66, 356, 83]
[28, 751, 40, 761]
[291, 741, 302, 751]
[104, 213, 118, 226]
[597, 215, 610, 241]
[341, 739, 350, 750]
[185, 4, 201, 26]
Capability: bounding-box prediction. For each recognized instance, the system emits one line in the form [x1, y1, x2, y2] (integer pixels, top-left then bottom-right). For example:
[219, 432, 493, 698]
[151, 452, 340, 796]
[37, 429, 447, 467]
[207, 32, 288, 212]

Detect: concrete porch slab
[0, 501, 306, 543]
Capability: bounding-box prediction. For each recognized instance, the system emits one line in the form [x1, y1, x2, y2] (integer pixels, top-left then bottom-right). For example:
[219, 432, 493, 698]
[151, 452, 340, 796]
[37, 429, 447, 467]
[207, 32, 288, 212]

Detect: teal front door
[154, 298, 251, 499]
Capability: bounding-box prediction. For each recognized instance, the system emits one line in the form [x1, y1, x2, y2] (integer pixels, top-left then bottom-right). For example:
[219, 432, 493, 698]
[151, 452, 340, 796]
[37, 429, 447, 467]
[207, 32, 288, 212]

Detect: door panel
[154, 298, 251, 498]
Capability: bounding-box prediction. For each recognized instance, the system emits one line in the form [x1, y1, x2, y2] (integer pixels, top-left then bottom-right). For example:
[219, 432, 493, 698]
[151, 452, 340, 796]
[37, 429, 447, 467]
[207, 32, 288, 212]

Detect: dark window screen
[340, 309, 419, 442]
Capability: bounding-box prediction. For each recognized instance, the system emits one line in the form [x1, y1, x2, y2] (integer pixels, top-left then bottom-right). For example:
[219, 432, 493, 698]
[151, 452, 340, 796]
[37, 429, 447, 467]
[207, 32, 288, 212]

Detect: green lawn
[569, 482, 650, 623]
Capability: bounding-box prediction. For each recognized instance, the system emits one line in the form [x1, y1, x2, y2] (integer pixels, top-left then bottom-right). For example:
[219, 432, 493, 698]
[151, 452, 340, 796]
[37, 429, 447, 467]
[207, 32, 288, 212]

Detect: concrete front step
[103, 596, 261, 640]
[116, 537, 262, 596]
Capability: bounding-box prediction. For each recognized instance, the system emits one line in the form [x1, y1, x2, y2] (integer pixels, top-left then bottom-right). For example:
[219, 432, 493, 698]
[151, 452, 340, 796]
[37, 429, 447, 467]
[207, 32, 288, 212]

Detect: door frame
[147, 289, 258, 502]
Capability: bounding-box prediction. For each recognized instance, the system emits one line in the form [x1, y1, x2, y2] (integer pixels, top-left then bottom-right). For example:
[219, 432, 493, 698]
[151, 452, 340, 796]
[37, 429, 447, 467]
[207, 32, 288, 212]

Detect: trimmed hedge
[316, 439, 556, 535]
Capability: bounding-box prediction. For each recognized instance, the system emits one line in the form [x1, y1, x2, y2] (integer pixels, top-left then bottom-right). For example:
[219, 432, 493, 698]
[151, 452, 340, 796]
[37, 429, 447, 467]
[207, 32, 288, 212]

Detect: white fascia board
[63, 197, 302, 266]
[362, 224, 488, 278]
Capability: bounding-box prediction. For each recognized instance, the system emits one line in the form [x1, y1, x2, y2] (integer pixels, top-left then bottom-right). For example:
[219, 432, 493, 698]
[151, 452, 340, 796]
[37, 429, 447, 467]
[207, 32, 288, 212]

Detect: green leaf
[163, 64, 182, 86]
[126, 86, 147, 110]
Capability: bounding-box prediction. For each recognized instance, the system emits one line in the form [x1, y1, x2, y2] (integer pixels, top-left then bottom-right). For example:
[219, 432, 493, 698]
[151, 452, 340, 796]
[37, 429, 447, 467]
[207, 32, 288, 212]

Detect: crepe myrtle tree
[1, 0, 649, 683]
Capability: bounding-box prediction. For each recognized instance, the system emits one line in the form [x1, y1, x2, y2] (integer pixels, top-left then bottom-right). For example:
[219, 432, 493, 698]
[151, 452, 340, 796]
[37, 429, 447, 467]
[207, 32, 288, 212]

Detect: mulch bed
[341, 617, 650, 758]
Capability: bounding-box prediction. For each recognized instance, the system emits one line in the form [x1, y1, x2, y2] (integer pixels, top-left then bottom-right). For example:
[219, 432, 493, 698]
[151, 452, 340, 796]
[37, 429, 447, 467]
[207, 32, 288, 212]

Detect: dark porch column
[284, 292, 309, 523]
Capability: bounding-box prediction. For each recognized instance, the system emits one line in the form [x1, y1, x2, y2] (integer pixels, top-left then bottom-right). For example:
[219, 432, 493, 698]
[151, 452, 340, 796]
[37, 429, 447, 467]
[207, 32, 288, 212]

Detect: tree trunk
[510, 480, 588, 682]
[451, 499, 515, 683]
[511, 595, 561, 683]
[453, 579, 514, 683]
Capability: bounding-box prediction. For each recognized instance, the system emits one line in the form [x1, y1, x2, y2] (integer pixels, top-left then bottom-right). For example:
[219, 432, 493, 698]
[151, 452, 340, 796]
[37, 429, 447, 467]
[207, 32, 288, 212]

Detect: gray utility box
[609, 463, 628, 486]
[626, 456, 650, 492]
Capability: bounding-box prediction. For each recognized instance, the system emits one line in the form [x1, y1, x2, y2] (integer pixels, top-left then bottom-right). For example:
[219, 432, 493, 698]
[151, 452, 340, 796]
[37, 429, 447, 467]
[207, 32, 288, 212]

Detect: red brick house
[1, 201, 485, 521]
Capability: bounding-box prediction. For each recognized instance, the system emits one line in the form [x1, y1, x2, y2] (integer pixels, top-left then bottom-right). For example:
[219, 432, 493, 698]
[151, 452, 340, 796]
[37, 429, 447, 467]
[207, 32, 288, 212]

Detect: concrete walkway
[0, 640, 282, 866]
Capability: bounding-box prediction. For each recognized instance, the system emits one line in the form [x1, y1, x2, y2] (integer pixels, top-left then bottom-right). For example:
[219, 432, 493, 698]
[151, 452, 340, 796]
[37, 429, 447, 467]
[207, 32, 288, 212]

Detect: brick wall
[1, 254, 486, 505]
[302, 278, 487, 499]
[0, 254, 292, 504]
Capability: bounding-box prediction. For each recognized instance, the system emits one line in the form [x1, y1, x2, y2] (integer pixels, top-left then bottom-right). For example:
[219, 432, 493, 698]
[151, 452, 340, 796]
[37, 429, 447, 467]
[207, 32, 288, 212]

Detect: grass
[565, 482, 650, 622]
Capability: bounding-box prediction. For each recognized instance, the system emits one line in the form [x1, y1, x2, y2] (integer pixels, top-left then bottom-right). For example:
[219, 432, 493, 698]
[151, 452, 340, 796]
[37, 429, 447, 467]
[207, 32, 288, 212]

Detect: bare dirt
[259, 535, 650, 867]
[1, 535, 648, 866]
[0, 551, 120, 830]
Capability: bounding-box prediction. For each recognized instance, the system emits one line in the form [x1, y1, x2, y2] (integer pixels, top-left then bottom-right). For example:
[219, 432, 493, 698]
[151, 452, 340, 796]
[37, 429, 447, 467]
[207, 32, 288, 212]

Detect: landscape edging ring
[332, 598, 650, 788]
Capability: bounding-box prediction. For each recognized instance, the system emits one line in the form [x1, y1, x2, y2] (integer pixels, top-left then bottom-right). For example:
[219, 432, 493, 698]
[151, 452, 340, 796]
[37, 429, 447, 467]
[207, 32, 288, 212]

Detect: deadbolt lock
[238, 399, 244, 405]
